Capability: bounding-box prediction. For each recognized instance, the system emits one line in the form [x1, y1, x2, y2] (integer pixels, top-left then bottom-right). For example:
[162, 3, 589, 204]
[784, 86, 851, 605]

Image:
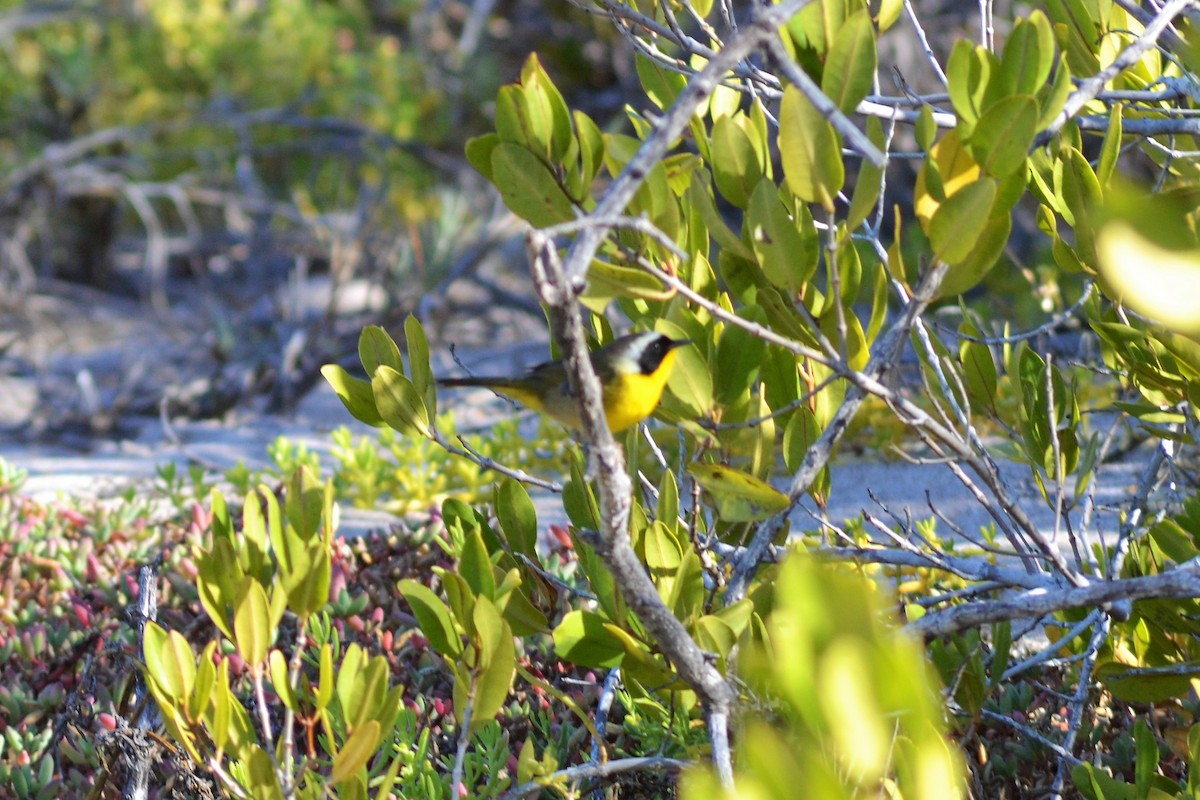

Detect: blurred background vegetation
[0, 0, 647, 435]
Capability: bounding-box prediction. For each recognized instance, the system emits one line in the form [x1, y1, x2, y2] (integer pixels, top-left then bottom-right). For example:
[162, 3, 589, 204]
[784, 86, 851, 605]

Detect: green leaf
[372, 365, 430, 437]
[244, 744, 284, 800]
[875, 0, 902, 30]
[1097, 104, 1122, 188]
[635, 51, 687, 111]
[747, 179, 818, 293]
[938, 210, 1011, 296]
[711, 115, 763, 208]
[1037, 54, 1073, 130]
[460, 526, 497, 600]
[779, 85, 844, 211]
[470, 597, 515, 727]
[915, 104, 937, 152]
[405, 315, 436, 418]
[1097, 220, 1200, 335]
[398, 580, 462, 658]
[1134, 719, 1158, 798]
[929, 178, 997, 265]
[321, 365, 384, 428]
[822, 10, 877, 114]
[465, 133, 500, 182]
[689, 463, 789, 522]
[268, 649, 297, 712]
[847, 116, 886, 232]
[316, 643, 334, 711]
[233, 578, 272, 667]
[947, 39, 987, 134]
[495, 479, 538, 560]
[330, 720, 382, 786]
[604, 624, 681, 688]
[687, 176, 755, 261]
[960, 330, 998, 411]
[715, 307, 769, 406]
[553, 610, 625, 668]
[1001, 12, 1055, 96]
[358, 325, 403, 377]
[967, 94, 1038, 178]
[143, 622, 195, 701]
[491, 143, 576, 228]
[521, 54, 573, 162]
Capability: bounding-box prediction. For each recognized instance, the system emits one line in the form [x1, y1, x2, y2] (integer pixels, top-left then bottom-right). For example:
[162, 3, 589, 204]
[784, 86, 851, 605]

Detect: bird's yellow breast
[600, 369, 671, 432]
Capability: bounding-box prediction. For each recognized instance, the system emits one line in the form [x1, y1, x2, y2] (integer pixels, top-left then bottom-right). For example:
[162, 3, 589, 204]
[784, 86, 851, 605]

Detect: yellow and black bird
[438, 332, 689, 432]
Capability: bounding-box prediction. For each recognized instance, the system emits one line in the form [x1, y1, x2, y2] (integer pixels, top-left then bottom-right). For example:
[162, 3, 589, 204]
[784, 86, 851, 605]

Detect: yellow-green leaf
[233, 578, 272, 667]
[968, 94, 1038, 178]
[372, 365, 430, 437]
[358, 325, 403, 378]
[929, 178, 997, 265]
[398, 580, 463, 659]
[1097, 220, 1200, 335]
[330, 720, 382, 786]
[689, 463, 789, 522]
[822, 10, 877, 114]
[491, 143, 575, 228]
[779, 85, 844, 211]
[321, 365, 384, 428]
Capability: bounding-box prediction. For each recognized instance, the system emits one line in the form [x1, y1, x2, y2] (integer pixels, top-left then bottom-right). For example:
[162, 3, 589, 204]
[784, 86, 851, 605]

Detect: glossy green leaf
[496, 479, 538, 560]
[244, 744, 284, 800]
[491, 142, 575, 228]
[689, 463, 789, 522]
[605, 624, 682, 688]
[316, 642, 334, 711]
[714, 307, 769, 406]
[660, 323, 714, 417]
[471, 620, 515, 733]
[946, 39, 988, 134]
[635, 52, 687, 111]
[875, 0, 902, 30]
[711, 115, 763, 208]
[1097, 104, 1123, 188]
[460, 526, 497, 600]
[929, 178, 996, 265]
[197, 536, 241, 640]
[554, 610, 625, 667]
[779, 85, 844, 210]
[1097, 220, 1200, 335]
[268, 649, 297, 712]
[822, 10, 877, 114]
[143, 621, 194, 701]
[847, 116, 886, 231]
[968, 94, 1037, 178]
[521, 54, 573, 162]
[405, 315, 436, 418]
[959, 324, 998, 410]
[321, 364, 384, 428]
[687, 176, 755, 261]
[1001, 12, 1055, 96]
[398, 580, 462, 658]
[372, 365, 430, 437]
[465, 133, 500, 182]
[747, 178, 818, 293]
[915, 104, 937, 152]
[330, 720, 382, 786]
[938, 210, 1011, 296]
[233, 577, 272, 666]
[358, 325, 403, 378]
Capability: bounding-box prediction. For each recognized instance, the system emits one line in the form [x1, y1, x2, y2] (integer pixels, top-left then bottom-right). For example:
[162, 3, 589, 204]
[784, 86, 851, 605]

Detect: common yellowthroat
[439, 332, 689, 432]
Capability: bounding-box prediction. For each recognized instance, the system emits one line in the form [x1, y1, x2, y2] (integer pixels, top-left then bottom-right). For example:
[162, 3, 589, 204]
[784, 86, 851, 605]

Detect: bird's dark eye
[638, 336, 670, 374]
